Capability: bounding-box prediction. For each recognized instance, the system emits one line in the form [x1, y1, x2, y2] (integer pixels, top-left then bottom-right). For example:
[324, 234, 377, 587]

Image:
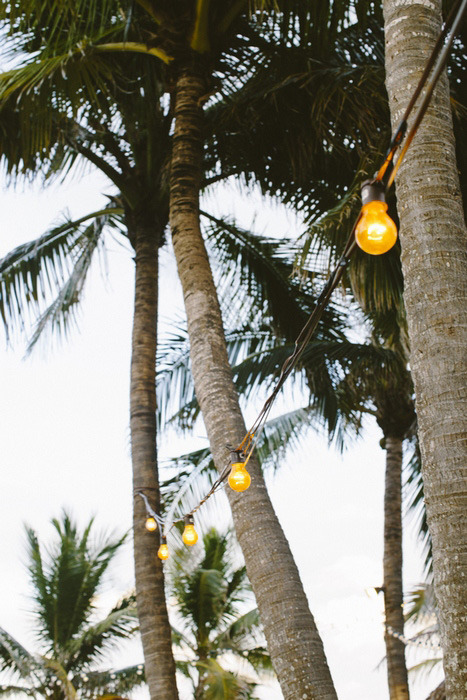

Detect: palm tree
[1, 12, 178, 698]
[0, 512, 143, 700]
[338, 344, 414, 700]
[168, 528, 273, 700]
[382, 1, 467, 696]
[0, 4, 390, 699]
[156, 218, 424, 700]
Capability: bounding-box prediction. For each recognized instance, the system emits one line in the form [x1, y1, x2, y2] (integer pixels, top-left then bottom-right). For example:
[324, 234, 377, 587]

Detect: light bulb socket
[361, 180, 387, 207]
[230, 449, 244, 465]
[184, 515, 194, 526]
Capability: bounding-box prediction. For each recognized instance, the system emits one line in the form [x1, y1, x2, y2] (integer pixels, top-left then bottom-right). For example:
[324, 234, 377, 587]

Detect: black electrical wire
[138, 0, 467, 538]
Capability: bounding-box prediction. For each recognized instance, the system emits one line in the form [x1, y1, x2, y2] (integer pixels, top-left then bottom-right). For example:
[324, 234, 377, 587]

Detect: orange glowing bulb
[355, 200, 398, 255]
[228, 462, 251, 492]
[145, 517, 157, 532]
[182, 523, 198, 546]
[157, 543, 169, 560]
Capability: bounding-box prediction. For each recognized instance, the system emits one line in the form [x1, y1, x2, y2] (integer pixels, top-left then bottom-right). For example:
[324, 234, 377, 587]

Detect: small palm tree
[167, 529, 272, 700]
[0, 512, 143, 700]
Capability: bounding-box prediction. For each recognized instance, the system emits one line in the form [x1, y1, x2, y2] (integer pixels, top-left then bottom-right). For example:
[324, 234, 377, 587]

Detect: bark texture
[382, 1, 467, 697]
[383, 436, 410, 700]
[426, 681, 445, 700]
[130, 225, 179, 700]
[169, 60, 338, 700]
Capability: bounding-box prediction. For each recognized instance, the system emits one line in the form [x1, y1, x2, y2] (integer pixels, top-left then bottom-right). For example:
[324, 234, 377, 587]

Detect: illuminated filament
[182, 517, 198, 546]
[157, 540, 169, 560]
[355, 182, 398, 255]
[145, 517, 157, 532]
[228, 461, 251, 492]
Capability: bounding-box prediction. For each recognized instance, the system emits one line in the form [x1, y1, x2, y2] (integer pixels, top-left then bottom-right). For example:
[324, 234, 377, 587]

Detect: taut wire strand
[386, 0, 467, 190]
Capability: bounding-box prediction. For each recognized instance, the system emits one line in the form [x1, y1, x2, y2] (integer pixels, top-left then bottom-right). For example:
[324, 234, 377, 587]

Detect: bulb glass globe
[157, 543, 169, 560]
[145, 517, 157, 532]
[355, 200, 397, 255]
[228, 462, 251, 492]
[182, 523, 198, 546]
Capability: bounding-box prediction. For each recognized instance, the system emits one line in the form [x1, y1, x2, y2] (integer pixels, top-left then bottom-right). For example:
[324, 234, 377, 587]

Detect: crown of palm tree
[0, 512, 143, 700]
[167, 528, 273, 699]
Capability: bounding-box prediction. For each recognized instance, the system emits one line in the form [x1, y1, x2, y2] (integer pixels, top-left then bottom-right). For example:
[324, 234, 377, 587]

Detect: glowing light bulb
[355, 181, 398, 255]
[182, 518, 198, 546]
[145, 517, 157, 532]
[228, 461, 251, 492]
[157, 542, 169, 560]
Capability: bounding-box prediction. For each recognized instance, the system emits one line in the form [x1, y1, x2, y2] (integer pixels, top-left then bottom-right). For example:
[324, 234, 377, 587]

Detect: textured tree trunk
[130, 225, 179, 700]
[426, 681, 445, 700]
[382, 1, 467, 697]
[169, 60, 338, 700]
[383, 436, 410, 700]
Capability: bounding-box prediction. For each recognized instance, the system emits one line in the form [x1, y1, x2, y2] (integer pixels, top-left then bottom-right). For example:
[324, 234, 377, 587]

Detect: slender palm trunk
[169, 60, 337, 700]
[383, 436, 409, 700]
[130, 224, 179, 700]
[382, 2, 467, 696]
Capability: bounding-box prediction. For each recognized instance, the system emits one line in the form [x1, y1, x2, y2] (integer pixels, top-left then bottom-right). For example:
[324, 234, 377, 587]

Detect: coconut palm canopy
[168, 528, 273, 700]
[0, 513, 143, 700]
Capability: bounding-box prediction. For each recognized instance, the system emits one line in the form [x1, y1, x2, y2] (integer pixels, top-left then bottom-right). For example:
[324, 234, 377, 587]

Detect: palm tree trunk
[382, 2, 467, 697]
[169, 59, 338, 700]
[426, 681, 445, 700]
[130, 224, 179, 700]
[383, 436, 409, 700]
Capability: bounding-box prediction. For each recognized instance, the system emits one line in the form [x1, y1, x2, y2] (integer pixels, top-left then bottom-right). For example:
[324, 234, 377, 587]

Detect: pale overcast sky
[0, 171, 443, 700]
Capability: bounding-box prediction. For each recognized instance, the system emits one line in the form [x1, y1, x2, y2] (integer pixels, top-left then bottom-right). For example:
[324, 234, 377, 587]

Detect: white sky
[0, 171, 443, 700]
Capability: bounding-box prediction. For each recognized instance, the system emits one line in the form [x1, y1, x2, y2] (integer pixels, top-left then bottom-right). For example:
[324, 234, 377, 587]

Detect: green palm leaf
[68, 597, 138, 668]
[26, 514, 127, 654]
[0, 206, 122, 349]
[0, 629, 41, 684]
[167, 528, 272, 698]
[0, 513, 141, 700]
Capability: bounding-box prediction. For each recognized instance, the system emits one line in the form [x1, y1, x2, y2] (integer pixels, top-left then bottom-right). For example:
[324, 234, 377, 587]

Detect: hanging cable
[376, 0, 466, 187]
[136, 0, 467, 550]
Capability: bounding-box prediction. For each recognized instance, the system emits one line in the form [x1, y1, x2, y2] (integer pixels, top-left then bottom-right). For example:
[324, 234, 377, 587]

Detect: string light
[145, 516, 157, 532]
[182, 516, 199, 545]
[228, 456, 251, 492]
[157, 538, 169, 560]
[355, 181, 397, 255]
[386, 625, 442, 652]
[134, 0, 467, 551]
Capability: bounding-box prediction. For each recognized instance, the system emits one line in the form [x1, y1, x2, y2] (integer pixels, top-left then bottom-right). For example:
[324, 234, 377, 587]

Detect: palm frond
[0, 206, 122, 349]
[194, 658, 254, 700]
[404, 441, 433, 578]
[0, 683, 41, 698]
[408, 658, 443, 682]
[25, 513, 127, 654]
[77, 664, 146, 697]
[202, 211, 344, 342]
[0, 629, 40, 683]
[68, 599, 138, 668]
[212, 608, 261, 651]
[41, 658, 76, 700]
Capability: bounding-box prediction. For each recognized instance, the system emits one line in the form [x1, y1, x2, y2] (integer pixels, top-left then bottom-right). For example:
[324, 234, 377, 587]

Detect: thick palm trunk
[382, 1, 467, 696]
[383, 436, 409, 700]
[169, 60, 337, 700]
[130, 225, 179, 700]
[427, 681, 445, 700]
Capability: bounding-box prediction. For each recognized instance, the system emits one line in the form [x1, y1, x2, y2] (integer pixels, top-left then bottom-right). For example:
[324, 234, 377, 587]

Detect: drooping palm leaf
[68, 597, 138, 668]
[0, 514, 141, 700]
[0, 629, 41, 684]
[0, 205, 123, 348]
